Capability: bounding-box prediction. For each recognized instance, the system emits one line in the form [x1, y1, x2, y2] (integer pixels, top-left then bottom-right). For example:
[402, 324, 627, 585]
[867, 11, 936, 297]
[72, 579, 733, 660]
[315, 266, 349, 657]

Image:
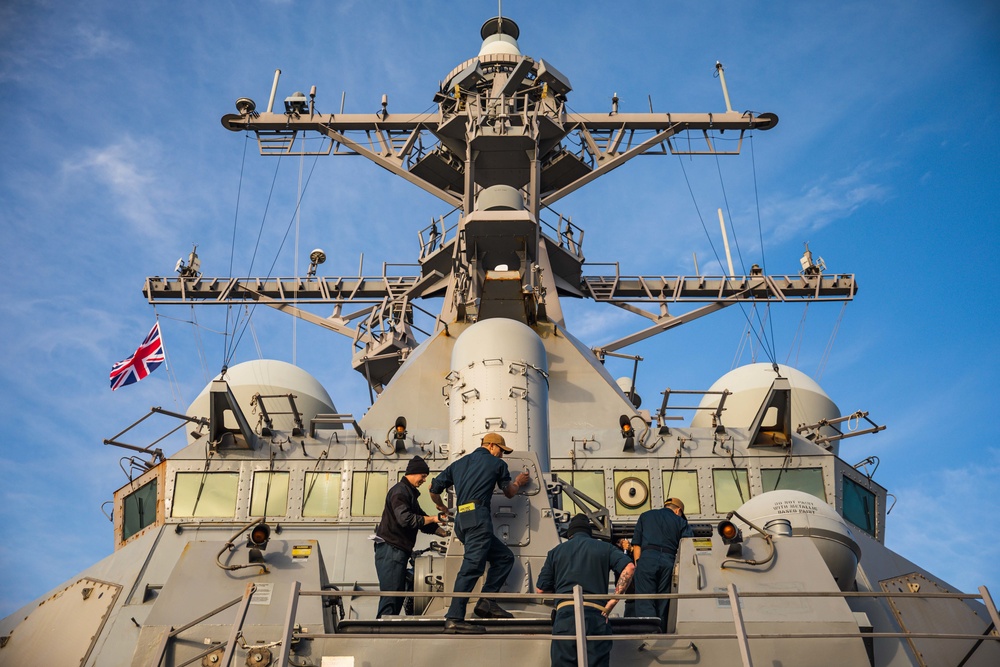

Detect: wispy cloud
[62, 137, 171, 239]
[884, 447, 1000, 593]
[73, 24, 129, 60]
[762, 165, 890, 243]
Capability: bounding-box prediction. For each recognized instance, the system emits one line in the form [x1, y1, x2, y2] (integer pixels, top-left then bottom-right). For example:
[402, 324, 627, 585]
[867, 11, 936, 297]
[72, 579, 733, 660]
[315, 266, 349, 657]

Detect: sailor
[631, 497, 693, 628]
[535, 514, 636, 667]
[373, 455, 447, 618]
[614, 537, 637, 617]
[429, 432, 531, 634]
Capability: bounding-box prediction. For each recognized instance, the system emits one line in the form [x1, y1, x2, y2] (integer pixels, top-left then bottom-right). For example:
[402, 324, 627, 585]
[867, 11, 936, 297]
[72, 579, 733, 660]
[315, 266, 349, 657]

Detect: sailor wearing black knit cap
[536, 514, 636, 667]
[373, 455, 447, 618]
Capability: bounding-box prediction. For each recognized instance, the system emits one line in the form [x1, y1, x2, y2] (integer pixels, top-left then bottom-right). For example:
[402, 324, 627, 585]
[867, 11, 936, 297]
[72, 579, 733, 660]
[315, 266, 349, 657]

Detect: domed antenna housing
[479, 16, 521, 56]
[307, 248, 326, 277]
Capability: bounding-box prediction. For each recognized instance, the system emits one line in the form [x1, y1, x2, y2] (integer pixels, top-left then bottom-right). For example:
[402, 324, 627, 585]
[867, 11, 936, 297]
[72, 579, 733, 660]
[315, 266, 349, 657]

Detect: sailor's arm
[429, 491, 447, 513]
[503, 470, 531, 498]
[428, 471, 452, 513]
[603, 562, 636, 616]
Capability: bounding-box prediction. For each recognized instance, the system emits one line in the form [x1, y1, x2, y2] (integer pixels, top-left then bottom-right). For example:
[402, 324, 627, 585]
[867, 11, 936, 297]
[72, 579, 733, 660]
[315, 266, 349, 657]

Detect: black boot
[444, 618, 486, 634]
[474, 598, 514, 619]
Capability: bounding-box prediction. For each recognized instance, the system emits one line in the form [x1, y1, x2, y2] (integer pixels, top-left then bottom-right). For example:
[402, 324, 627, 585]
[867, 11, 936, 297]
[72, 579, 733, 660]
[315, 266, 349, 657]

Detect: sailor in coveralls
[536, 514, 636, 667]
[372, 455, 446, 618]
[429, 432, 531, 633]
[631, 497, 693, 628]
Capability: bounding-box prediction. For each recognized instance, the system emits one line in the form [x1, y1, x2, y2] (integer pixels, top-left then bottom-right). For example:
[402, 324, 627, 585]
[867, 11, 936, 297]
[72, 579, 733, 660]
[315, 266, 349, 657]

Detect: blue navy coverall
[429, 446, 515, 621]
[373, 477, 439, 618]
[536, 533, 633, 667]
[631, 507, 693, 623]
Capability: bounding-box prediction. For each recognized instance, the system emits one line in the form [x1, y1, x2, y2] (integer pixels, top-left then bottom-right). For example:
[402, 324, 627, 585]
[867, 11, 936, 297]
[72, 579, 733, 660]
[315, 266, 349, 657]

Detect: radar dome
[692, 363, 841, 452]
[186, 360, 337, 443]
[731, 490, 860, 590]
[478, 17, 521, 56]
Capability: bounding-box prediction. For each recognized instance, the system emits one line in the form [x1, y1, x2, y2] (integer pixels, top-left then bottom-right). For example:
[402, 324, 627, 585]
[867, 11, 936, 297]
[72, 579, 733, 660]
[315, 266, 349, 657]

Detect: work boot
[474, 598, 514, 619]
[443, 618, 486, 634]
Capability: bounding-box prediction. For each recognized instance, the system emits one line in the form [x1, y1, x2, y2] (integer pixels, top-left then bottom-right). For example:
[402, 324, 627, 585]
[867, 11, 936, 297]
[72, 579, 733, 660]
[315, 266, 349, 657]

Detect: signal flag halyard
[110, 322, 165, 391]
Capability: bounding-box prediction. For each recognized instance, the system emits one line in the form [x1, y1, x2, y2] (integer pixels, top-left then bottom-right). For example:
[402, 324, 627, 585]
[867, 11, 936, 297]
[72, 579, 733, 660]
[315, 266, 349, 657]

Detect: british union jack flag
[110, 322, 165, 390]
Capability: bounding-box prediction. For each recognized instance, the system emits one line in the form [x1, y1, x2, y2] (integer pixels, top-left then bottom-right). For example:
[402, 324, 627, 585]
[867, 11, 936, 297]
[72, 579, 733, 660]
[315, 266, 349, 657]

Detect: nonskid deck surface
[337, 617, 663, 635]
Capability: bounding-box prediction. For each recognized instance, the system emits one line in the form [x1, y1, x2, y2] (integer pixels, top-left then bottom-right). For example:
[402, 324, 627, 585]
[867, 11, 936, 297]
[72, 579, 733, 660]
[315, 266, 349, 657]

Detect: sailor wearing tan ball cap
[429, 432, 530, 633]
[631, 496, 693, 629]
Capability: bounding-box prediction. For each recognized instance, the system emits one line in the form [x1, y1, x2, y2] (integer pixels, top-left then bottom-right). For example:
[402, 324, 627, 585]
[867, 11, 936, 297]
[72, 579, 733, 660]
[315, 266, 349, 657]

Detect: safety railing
[159, 583, 999, 667]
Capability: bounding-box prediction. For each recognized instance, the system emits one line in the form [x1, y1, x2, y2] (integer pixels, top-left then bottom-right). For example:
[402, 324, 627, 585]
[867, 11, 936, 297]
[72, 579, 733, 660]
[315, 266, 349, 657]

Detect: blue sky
[1, 0, 997, 617]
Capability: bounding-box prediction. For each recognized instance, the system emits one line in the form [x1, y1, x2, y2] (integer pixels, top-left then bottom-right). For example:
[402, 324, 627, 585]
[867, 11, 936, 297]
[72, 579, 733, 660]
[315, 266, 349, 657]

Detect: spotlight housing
[248, 522, 271, 549]
[247, 522, 271, 565]
[393, 416, 408, 453]
[717, 519, 744, 557]
[620, 414, 635, 452]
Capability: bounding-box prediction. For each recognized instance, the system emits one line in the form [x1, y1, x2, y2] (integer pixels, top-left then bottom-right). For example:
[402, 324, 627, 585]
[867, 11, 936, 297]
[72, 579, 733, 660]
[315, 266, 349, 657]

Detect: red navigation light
[619, 415, 635, 452]
[249, 522, 271, 549]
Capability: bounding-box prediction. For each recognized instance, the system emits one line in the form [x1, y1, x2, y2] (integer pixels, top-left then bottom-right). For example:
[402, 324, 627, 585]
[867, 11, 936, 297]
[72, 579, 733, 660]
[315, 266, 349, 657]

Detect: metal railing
[154, 582, 1000, 667]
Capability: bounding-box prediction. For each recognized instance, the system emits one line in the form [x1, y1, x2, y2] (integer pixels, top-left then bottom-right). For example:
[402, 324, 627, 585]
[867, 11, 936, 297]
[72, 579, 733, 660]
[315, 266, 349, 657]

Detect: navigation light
[620, 414, 635, 452]
[717, 518, 744, 557]
[248, 522, 271, 549]
[393, 416, 408, 453]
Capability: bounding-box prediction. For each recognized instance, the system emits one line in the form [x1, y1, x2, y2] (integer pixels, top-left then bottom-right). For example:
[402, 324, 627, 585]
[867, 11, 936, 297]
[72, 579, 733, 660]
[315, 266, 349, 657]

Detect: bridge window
[713, 468, 750, 513]
[351, 471, 388, 517]
[761, 468, 826, 501]
[843, 476, 876, 536]
[553, 470, 605, 515]
[661, 470, 700, 514]
[251, 471, 289, 516]
[172, 472, 239, 517]
[122, 479, 158, 541]
[613, 470, 651, 516]
[303, 471, 342, 517]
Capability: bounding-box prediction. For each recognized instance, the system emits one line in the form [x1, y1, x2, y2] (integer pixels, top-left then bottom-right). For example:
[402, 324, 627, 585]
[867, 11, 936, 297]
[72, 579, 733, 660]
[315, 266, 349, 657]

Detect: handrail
[153, 582, 256, 667]
[260, 583, 1000, 666]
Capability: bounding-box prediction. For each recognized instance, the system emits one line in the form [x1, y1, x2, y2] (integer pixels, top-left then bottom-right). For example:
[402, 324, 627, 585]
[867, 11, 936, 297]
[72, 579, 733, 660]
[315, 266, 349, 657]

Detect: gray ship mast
[146, 16, 854, 394]
[4, 15, 999, 667]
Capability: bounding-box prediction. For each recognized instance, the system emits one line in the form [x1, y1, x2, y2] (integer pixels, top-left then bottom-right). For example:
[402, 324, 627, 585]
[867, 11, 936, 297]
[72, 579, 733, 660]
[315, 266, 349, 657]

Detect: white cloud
[763, 166, 890, 243]
[73, 25, 128, 59]
[62, 137, 171, 239]
[885, 448, 1000, 594]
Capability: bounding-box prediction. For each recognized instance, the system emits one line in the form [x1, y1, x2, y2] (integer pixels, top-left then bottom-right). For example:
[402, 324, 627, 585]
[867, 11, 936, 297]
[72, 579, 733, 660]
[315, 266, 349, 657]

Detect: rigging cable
[226, 143, 323, 368]
[713, 149, 748, 275]
[786, 303, 809, 367]
[675, 146, 775, 366]
[226, 150, 283, 365]
[243, 304, 263, 359]
[732, 324, 751, 369]
[817, 301, 848, 381]
[224, 132, 252, 374]
[749, 134, 779, 366]
[188, 304, 211, 384]
[714, 140, 781, 368]
[151, 309, 183, 411]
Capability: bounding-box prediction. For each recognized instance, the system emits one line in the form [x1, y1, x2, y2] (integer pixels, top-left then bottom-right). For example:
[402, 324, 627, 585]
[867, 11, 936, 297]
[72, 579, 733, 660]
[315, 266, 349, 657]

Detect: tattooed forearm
[615, 563, 635, 595]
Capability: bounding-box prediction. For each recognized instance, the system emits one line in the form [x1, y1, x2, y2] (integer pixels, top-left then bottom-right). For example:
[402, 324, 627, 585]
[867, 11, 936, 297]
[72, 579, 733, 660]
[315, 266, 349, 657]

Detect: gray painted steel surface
[1, 13, 997, 667]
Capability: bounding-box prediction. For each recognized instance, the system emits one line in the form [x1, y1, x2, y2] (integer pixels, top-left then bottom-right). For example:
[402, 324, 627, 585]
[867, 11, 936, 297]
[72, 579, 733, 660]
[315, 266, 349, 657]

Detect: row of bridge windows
[121, 466, 875, 542]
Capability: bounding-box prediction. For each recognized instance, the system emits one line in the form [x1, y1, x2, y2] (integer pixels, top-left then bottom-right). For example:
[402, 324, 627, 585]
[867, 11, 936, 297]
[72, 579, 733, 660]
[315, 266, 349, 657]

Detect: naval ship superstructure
[1, 16, 997, 667]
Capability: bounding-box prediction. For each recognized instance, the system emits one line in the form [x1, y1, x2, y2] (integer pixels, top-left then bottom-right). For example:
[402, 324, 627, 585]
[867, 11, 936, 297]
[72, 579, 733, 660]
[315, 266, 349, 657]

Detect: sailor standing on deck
[631, 497, 693, 628]
[373, 455, 447, 618]
[536, 514, 636, 667]
[429, 432, 530, 634]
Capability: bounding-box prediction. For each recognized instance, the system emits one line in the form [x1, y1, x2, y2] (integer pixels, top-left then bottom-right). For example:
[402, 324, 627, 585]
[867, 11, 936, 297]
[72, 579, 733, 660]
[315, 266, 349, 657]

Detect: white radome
[186, 359, 337, 442]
